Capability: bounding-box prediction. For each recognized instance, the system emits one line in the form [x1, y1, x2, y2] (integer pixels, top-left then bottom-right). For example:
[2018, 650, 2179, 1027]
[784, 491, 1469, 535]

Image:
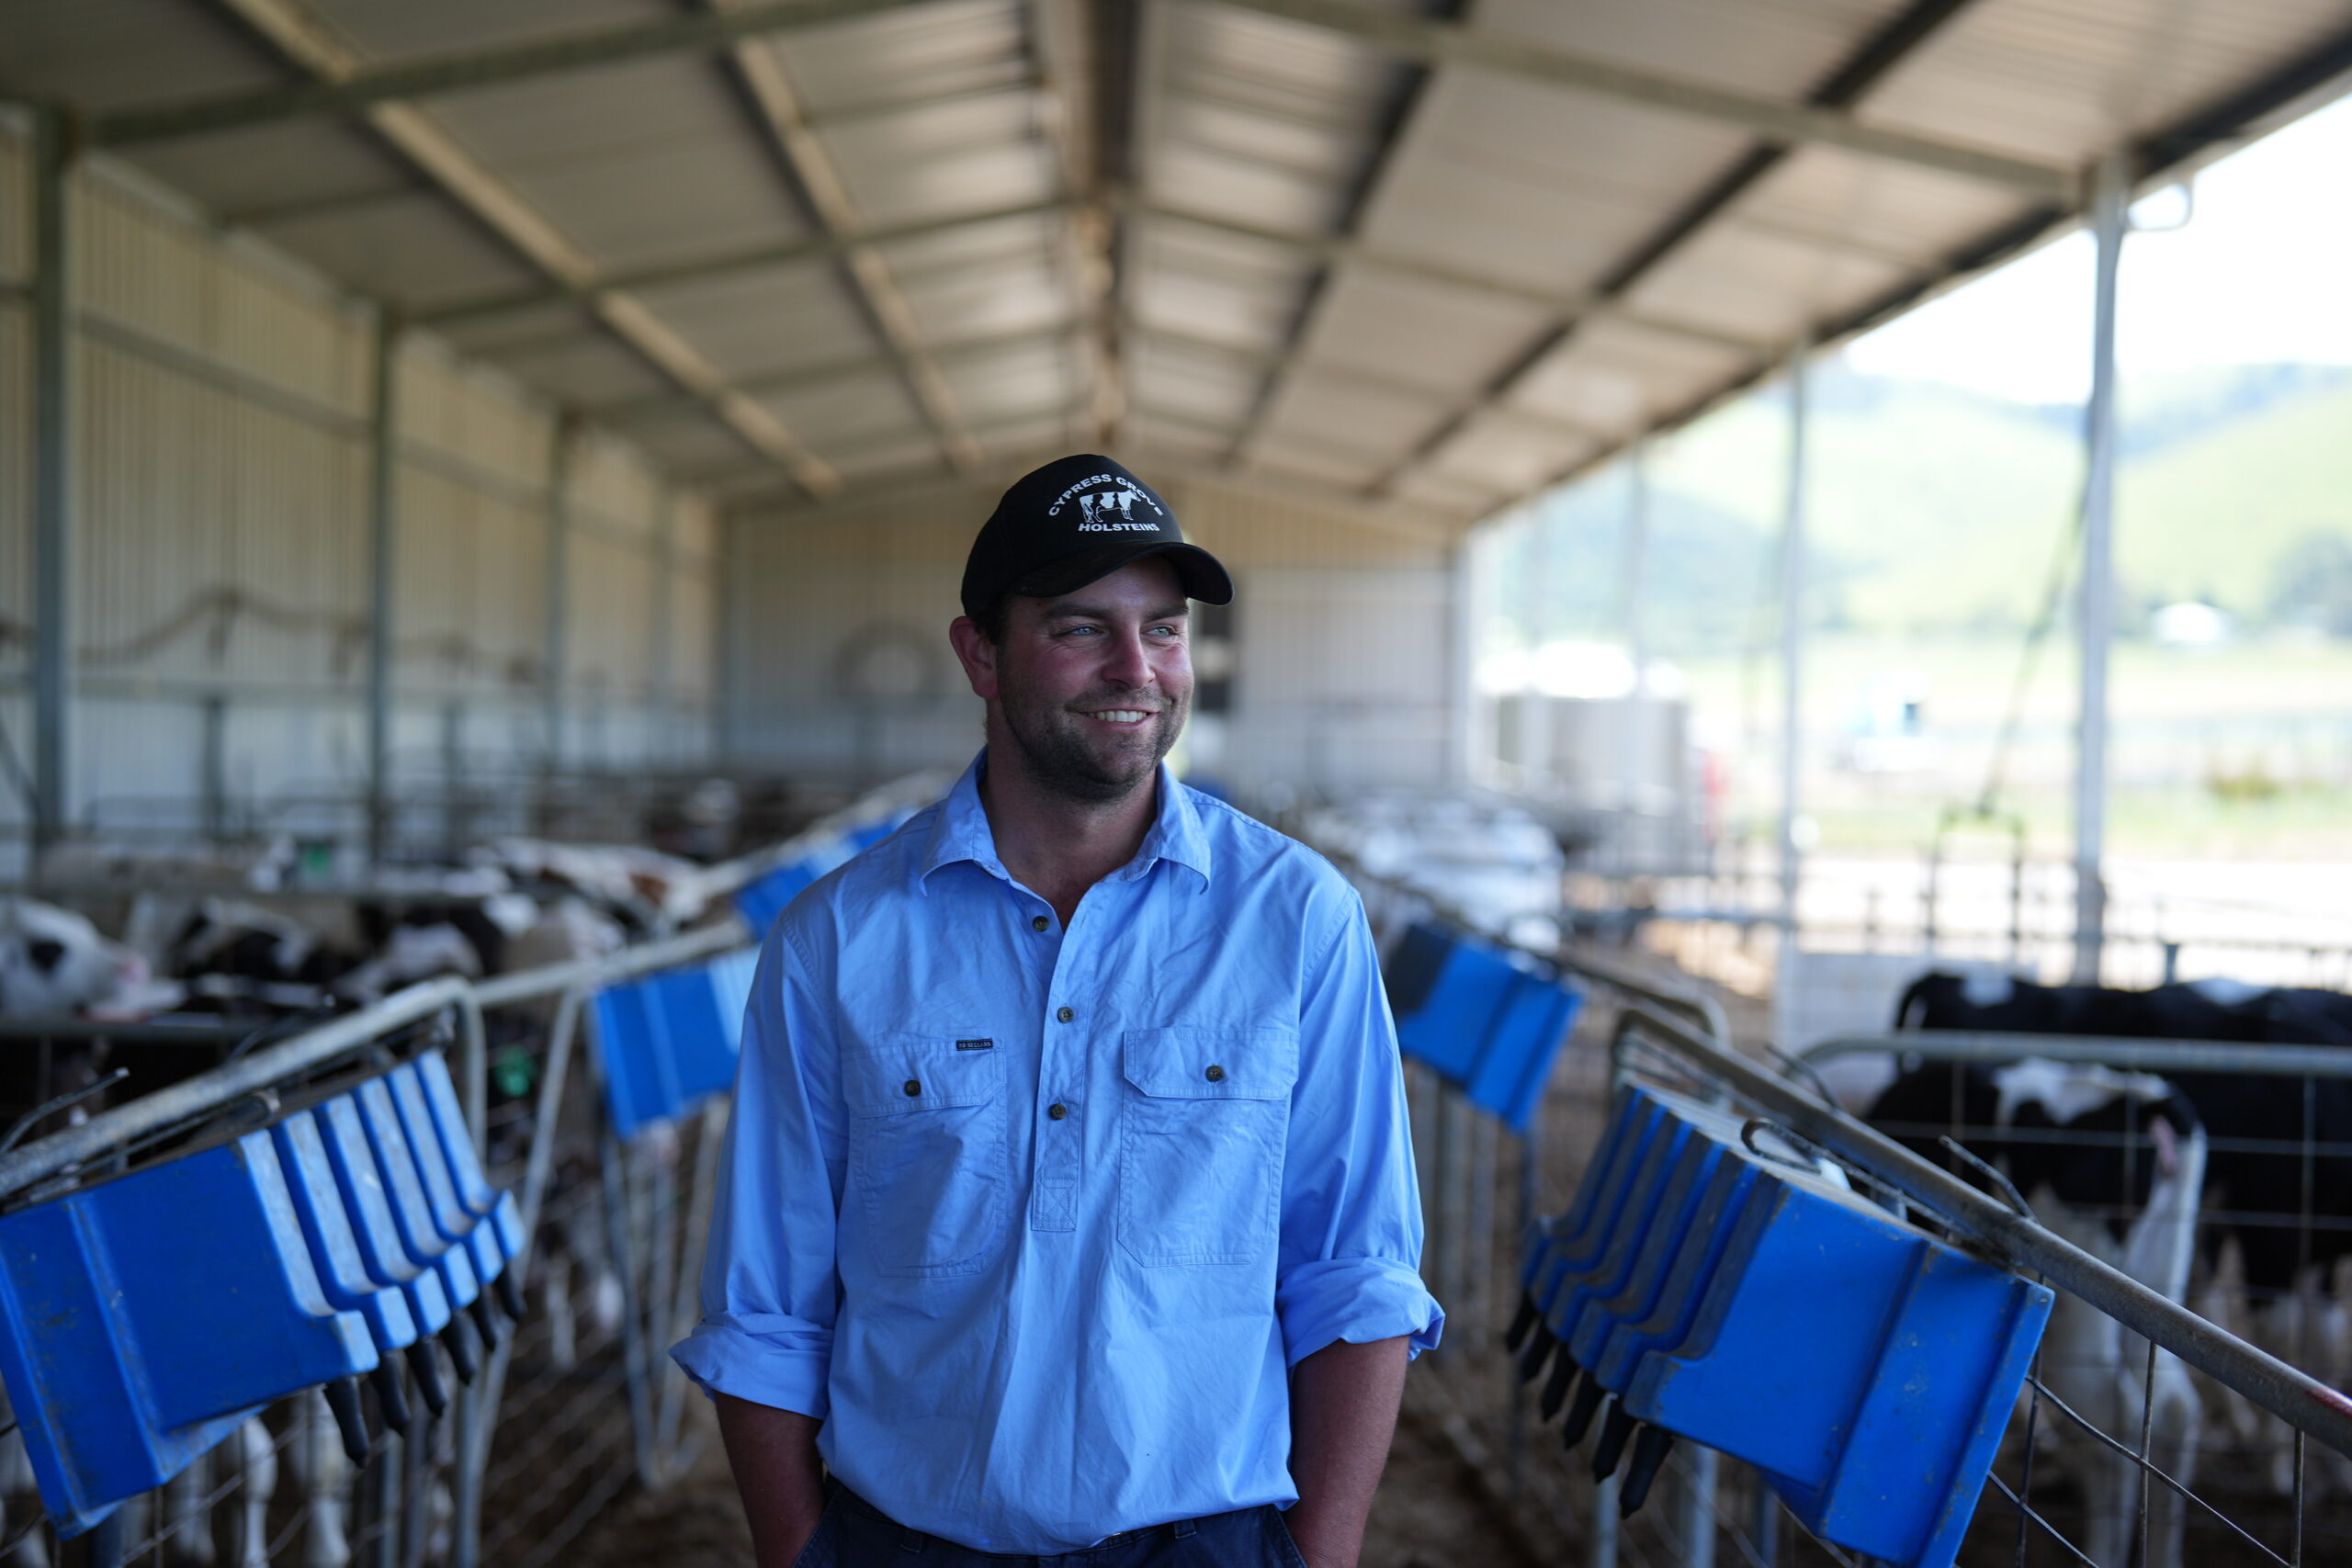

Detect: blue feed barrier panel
[1384, 920, 1581, 1133]
[1507, 1083, 2051, 1568]
[732, 805, 920, 938]
[594, 947, 759, 1140]
[0, 1049, 522, 1538]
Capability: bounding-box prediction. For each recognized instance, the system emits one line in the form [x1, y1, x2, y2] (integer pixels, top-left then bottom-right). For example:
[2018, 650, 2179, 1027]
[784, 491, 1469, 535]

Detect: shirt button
[1047, 1102, 1069, 1121]
[1056, 1006, 1074, 1023]
[1204, 1065, 1226, 1083]
[903, 1079, 922, 1097]
[1031, 915, 1049, 932]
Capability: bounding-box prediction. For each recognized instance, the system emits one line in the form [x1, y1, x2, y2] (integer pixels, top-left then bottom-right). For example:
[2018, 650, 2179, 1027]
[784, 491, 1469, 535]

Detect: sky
[1844, 92, 2352, 402]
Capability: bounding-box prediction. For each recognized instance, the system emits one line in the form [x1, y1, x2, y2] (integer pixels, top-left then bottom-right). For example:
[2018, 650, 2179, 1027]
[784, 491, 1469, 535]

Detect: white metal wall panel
[673, 492, 719, 566]
[565, 527, 654, 701]
[571, 428, 664, 545]
[74, 335, 368, 688]
[397, 334, 554, 496]
[0, 119, 721, 839]
[395, 459, 548, 694]
[1222, 567, 1454, 793]
[722, 476, 1461, 792]
[669, 558, 718, 706]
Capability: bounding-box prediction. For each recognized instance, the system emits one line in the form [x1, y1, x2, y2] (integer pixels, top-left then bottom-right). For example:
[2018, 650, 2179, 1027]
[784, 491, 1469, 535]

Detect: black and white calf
[1868, 1056, 2207, 1568]
[1899, 970, 2352, 1497]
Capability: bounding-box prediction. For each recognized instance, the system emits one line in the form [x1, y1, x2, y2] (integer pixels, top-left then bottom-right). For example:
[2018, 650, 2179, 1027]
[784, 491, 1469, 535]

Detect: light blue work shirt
[673, 752, 1442, 1553]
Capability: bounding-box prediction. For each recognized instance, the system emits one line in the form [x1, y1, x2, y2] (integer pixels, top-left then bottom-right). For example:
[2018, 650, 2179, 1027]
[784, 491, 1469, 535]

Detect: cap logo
[1048, 473, 1165, 532]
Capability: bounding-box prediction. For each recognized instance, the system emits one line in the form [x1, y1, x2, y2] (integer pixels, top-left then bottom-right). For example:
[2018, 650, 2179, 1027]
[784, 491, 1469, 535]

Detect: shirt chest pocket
[842, 1035, 1006, 1278]
[1117, 1027, 1300, 1268]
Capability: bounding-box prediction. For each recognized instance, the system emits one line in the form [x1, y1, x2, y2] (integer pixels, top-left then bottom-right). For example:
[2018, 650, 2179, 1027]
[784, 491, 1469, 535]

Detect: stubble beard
[999, 688, 1187, 805]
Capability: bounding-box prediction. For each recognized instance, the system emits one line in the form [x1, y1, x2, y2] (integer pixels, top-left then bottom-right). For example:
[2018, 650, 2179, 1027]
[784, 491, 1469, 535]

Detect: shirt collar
[918, 750, 1214, 892]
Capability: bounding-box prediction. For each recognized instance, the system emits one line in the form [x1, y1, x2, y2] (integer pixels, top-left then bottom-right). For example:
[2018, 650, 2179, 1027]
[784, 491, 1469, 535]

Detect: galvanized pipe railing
[1804, 1030, 2352, 1079]
[1616, 1001, 2352, 1461]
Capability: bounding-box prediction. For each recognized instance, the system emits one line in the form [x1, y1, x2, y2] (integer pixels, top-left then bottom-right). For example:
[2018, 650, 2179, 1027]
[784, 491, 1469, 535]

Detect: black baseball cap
[960, 455, 1233, 621]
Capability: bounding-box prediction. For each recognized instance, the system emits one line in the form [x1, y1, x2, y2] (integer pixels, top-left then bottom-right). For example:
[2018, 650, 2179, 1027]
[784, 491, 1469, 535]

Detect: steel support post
[1521, 513, 1555, 790]
[1749, 1461, 1779, 1566]
[1775, 347, 1811, 936]
[1676, 1443, 1718, 1568]
[716, 513, 741, 767]
[651, 485, 676, 763]
[1623, 442, 1649, 694]
[1446, 536, 1476, 788]
[543, 416, 575, 773]
[365, 308, 401, 865]
[2073, 157, 2127, 985]
[29, 107, 76, 870]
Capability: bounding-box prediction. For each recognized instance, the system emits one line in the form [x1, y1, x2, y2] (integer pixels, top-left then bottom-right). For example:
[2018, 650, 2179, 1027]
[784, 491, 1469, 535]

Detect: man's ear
[948, 615, 1001, 702]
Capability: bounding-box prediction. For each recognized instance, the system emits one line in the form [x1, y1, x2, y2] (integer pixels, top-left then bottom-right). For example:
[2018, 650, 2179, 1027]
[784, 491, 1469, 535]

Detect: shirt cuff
[669, 1312, 832, 1419]
[1276, 1258, 1446, 1368]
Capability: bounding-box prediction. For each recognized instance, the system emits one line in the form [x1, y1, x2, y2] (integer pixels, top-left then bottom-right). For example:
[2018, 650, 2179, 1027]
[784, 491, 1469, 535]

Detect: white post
[1777, 347, 1811, 935]
[1522, 513, 1555, 792]
[1447, 536, 1478, 788]
[2073, 156, 2127, 985]
[1623, 443, 1649, 694]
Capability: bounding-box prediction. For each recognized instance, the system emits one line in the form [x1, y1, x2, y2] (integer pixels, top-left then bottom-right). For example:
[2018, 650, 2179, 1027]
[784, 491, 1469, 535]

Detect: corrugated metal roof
[2, 0, 2346, 519]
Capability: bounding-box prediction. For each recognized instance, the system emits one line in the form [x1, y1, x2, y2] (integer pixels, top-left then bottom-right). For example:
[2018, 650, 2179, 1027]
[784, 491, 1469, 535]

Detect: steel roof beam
[94, 0, 944, 147]
[416, 198, 1070, 325]
[205, 0, 840, 499]
[1206, 0, 2075, 201]
[701, 0, 984, 470]
[1137, 199, 1770, 355]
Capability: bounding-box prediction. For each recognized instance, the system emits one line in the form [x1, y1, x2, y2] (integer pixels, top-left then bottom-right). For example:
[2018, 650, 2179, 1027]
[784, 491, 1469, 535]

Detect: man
[673, 455, 1442, 1568]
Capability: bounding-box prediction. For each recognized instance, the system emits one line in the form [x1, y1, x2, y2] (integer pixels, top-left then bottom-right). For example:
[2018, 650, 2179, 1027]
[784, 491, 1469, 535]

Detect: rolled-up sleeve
[670, 916, 845, 1417]
[1275, 891, 1444, 1366]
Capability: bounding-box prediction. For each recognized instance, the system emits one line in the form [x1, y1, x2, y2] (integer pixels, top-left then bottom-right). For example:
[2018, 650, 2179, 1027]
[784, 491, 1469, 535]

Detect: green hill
[1510, 359, 2352, 646]
[2118, 378, 2352, 620]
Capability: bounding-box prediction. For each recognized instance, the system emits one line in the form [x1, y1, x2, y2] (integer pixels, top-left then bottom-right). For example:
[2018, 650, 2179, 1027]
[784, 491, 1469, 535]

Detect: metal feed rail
[1804, 1029, 2352, 1080]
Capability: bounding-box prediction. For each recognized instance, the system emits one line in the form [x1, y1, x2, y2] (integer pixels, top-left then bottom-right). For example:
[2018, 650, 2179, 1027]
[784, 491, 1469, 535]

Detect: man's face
[953, 557, 1193, 803]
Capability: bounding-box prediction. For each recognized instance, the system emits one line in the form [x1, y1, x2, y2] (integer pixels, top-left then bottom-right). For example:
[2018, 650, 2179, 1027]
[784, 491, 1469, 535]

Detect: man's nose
[1100, 627, 1155, 689]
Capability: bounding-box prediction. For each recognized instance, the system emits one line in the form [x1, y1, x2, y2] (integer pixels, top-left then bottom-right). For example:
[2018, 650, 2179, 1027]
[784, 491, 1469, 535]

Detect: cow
[1867, 1056, 2206, 1568]
[0, 898, 166, 1020]
[1896, 970, 2352, 1499]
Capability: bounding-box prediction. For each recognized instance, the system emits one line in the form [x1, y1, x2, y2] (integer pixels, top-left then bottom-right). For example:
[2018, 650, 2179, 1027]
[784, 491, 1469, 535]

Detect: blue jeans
[791, 1483, 1311, 1568]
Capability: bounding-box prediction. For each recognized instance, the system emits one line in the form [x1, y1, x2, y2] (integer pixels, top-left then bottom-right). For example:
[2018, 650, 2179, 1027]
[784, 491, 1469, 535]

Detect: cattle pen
[6, 1, 2352, 1566]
